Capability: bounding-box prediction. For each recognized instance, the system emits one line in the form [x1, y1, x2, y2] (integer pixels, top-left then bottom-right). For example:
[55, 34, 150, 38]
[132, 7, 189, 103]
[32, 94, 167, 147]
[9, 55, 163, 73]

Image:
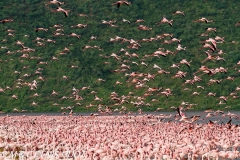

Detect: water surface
[1, 111, 239, 124]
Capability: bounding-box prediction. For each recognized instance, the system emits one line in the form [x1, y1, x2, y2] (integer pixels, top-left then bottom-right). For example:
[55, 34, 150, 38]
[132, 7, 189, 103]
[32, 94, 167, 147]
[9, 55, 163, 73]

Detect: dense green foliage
[0, 0, 240, 113]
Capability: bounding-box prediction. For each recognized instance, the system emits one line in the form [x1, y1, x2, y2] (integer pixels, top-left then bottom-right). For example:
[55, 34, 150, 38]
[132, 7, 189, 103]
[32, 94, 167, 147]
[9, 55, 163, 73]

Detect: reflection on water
[1, 111, 240, 124]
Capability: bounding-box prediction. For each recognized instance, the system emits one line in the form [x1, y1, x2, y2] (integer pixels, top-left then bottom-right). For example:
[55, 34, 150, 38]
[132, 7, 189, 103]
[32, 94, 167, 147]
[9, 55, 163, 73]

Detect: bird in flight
[112, 1, 132, 8]
[51, 7, 70, 18]
[172, 11, 185, 16]
[0, 18, 13, 24]
[156, 17, 173, 27]
[45, 0, 64, 6]
[193, 17, 213, 23]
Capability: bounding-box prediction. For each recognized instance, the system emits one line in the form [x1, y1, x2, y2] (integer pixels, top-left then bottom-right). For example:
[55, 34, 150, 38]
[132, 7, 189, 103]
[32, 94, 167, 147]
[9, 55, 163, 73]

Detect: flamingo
[0, 18, 13, 24]
[156, 17, 173, 26]
[172, 11, 185, 16]
[205, 27, 217, 33]
[78, 13, 88, 17]
[176, 44, 186, 51]
[135, 19, 145, 23]
[62, 75, 69, 80]
[71, 24, 87, 28]
[45, 0, 64, 6]
[0, 88, 5, 93]
[112, 1, 132, 8]
[52, 90, 58, 95]
[31, 101, 38, 106]
[51, 7, 70, 18]
[193, 17, 214, 23]
[94, 95, 103, 101]
[138, 25, 152, 30]
[122, 18, 130, 23]
[12, 94, 18, 99]
[69, 33, 81, 39]
[35, 28, 48, 32]
[235, 21, 240, 26]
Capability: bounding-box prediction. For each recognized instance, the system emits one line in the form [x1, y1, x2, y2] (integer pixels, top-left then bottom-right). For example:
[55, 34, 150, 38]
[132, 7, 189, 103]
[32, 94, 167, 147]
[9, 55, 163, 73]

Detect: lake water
[1, 111, 239, 124]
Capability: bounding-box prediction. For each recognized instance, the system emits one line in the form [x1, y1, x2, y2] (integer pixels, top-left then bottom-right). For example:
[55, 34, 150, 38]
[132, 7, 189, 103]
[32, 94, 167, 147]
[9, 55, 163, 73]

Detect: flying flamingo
[156, 17, 173, 26]
[172, 11, 185, 16]
[45, 0, 64, 6]
[193, 17, 214, 23]
[51, 7, 70, 18]
[112, 1, 132, 8]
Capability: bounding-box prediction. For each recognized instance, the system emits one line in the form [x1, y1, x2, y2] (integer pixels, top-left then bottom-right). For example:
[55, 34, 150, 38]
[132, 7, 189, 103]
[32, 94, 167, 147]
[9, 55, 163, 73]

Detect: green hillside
[0, 0, 239, 113]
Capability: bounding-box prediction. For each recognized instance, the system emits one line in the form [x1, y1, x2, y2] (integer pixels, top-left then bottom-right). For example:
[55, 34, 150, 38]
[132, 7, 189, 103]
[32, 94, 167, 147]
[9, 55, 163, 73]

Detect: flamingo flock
[0, 114, 240, 159]
[0, 0, 240, 157]
[0, 0, 239, 114]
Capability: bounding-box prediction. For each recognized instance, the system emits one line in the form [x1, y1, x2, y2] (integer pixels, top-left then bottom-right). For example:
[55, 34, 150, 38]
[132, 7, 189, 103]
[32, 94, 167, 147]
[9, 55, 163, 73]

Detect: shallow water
[1, 111, 239, 124]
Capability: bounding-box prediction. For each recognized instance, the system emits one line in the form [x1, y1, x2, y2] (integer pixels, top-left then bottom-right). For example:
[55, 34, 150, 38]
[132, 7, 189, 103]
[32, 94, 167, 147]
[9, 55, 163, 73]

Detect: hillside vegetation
[0, 0, 240, 113]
